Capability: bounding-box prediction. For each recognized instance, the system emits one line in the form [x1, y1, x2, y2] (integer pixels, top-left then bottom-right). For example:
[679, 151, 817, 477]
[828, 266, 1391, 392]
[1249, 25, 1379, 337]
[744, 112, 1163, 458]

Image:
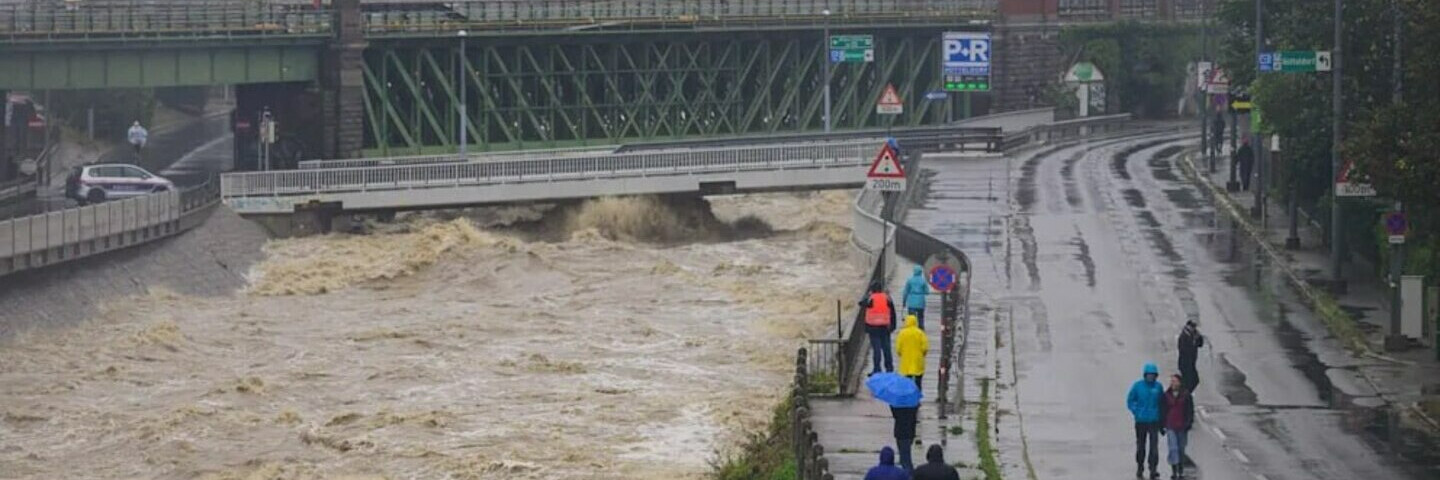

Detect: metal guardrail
[1001, 113, 1132, 151]
[365, 0, 997, 34]
[0, 1, 332, 41]
[1, 0, 996, 40]
[222, 140, 875, 198]
[297, 145, 619, 170]
[0, 176, 222, 278]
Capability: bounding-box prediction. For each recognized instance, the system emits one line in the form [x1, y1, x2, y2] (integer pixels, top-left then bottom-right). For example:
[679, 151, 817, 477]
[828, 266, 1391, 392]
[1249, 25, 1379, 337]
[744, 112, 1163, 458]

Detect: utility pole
[1385, 0, 1405, 351]
[1330, 0, 1345, 285]
[1252, 0, 1265, 223]
[823, 9, 833, 133]
[458, 29, 469, 159]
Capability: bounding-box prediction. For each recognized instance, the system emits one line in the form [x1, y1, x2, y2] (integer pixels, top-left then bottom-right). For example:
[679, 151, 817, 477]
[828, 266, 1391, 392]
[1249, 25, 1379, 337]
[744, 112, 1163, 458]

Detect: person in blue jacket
[864, 446, 910, 480]
[902, 266, 930, 330]
[1127, 362, 1165, 479]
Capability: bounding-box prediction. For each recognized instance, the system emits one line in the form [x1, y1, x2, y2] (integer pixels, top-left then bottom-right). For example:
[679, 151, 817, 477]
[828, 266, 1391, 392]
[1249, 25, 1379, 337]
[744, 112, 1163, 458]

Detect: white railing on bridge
[223, 140, 877, 199]
[297, 145, 619, 170]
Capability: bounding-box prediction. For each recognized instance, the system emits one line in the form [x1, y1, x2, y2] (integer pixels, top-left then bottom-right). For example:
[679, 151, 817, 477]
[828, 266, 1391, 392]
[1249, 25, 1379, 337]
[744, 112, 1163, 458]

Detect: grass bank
[976, 378, 1002, 480]
[711, 394, 797, 480]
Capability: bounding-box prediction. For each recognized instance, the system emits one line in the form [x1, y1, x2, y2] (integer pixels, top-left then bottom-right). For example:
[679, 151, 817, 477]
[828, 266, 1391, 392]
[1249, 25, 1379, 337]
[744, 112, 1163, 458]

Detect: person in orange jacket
[860, 281, 897, 375]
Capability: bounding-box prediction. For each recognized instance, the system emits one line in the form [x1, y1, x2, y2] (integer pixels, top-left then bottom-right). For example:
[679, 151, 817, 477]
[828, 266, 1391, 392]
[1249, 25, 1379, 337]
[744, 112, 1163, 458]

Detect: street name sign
[830, 34, 875, 63]
[1259, 51, 1332, 73]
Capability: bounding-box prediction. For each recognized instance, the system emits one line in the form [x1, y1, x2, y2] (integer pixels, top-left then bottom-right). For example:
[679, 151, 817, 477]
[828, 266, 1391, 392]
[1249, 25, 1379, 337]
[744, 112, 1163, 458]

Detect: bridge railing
[0, 176, 221, 278]
[297, 145, 619, 170]
[366, 0, 998, 33]
[0, 1, 331, 40]
[223, 140, 876, 198]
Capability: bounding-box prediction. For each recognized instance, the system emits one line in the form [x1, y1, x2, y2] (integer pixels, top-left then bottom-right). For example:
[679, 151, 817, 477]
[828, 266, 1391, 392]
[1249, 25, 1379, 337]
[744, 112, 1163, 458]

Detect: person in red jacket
[1159, 374, 1195, 479]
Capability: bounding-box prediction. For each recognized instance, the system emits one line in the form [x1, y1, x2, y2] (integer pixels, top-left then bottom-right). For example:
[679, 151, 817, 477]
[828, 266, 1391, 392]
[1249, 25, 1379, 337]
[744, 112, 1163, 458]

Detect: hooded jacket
[896, 316, 929, 376]
[864, 446, 910, 480]
[911, 445, 961, 480]
[1126, 363, 1165, 423]
[903, 266, 930, 310]
[1177, 323, 1204, 371]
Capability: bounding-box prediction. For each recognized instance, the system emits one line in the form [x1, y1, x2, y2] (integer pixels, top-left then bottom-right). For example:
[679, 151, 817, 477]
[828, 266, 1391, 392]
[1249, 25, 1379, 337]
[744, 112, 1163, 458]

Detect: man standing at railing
[127, 121, 148, 161]
[861, 281, 898, 376]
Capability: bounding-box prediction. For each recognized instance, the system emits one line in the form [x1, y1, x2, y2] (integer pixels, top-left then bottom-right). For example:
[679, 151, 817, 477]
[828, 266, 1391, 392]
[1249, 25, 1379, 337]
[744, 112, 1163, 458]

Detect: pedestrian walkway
[1185, 149, 1440, 425]
[808, 261, 982, 479]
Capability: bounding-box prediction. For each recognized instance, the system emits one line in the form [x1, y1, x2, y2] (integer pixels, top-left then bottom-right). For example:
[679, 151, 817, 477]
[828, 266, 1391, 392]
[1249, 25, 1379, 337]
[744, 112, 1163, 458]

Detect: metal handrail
[297, 145, 619, 169]
[0, 1, 333, 39]
[223, 140, 876, 197]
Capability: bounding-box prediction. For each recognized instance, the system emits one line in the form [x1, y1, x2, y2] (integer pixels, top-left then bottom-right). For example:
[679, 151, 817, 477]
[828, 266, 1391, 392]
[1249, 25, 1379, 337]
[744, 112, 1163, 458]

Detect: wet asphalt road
[0, 115, 231, 221]
[909, 129, 1429, 480]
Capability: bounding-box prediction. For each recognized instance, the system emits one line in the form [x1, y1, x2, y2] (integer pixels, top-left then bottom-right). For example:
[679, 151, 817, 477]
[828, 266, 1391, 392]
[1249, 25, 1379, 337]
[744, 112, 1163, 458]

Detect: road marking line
[1254, 474, 1270, 480]
[1209, 426, 1227, 441]
[1229, 447, 1251, 464]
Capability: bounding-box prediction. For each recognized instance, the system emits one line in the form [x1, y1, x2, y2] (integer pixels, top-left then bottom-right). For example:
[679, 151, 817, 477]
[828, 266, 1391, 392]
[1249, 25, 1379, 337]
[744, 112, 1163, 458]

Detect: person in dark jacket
[911, 444, 960, 480]
[1177, 320, 1205, 393]
[1127, 363, 1165, 479]
[1159, 374, 1196, 479]
[860, 281, 899, 375]
[890, 404, 919, 471]
[864, 446, 910, 480]
[1235, 137, 1254, 191]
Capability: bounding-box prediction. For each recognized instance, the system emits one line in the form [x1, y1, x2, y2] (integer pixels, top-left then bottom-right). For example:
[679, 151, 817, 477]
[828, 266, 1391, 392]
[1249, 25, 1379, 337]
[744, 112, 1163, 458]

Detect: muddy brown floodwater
[0, 191, 863, 480]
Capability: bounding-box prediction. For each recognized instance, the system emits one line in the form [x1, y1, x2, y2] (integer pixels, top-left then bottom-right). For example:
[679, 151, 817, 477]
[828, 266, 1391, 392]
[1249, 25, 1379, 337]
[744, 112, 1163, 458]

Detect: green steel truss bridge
[1, 0, 1011, 157]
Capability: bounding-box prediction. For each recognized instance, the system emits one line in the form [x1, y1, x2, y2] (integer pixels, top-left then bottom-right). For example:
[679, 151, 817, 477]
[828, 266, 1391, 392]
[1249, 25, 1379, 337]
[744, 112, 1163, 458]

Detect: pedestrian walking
[896, 314, 928, 392]
[1176, 320, 1205, 393]
[911, 444, 961, 480]
[1235, 137, 1254, 192]
[864, 446, 910, 480]
[1160, 374, 1195, 479]
[902, 265, 930, 330]
[127, 121, 148, 160]
[861, 281, 898, 375]
[1127, 362, 1165, 479]
[890, 403, 919, 472]
[1210, 113, 1225, 156]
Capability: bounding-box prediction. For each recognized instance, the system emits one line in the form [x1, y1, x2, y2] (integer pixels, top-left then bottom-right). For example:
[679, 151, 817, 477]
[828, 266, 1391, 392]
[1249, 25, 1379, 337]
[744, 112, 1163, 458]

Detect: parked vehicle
[65, 163, 173, 205]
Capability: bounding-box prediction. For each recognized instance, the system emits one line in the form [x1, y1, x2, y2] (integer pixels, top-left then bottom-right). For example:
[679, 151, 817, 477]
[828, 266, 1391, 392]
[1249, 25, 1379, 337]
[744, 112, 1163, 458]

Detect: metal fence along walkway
[222, 140, 879, 213]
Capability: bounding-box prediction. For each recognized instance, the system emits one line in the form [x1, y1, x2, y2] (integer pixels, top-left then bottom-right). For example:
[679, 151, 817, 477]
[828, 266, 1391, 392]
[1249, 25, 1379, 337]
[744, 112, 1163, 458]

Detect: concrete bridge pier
[321, 0, 367, 160]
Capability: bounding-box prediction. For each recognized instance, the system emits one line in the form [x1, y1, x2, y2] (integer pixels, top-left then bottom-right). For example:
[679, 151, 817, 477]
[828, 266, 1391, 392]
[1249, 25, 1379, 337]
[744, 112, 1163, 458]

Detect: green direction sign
[829, 34, 874, 63]
[1259, 50, 1332, 73]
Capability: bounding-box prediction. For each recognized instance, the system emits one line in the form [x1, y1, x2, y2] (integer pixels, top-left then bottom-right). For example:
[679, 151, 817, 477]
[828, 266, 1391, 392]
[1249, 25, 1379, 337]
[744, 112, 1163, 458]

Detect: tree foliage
[1058, 22, 1201, 118]
[1215, 0, 1439, 269]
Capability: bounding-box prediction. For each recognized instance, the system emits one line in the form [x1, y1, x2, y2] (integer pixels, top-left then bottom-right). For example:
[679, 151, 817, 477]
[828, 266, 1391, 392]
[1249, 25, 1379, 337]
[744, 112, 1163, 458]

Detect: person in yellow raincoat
[896, 314, 928, 391]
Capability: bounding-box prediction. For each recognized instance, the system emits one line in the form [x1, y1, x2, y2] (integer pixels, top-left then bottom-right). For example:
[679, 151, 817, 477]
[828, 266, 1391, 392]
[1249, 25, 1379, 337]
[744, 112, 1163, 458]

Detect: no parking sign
[927, 264, 957, 292]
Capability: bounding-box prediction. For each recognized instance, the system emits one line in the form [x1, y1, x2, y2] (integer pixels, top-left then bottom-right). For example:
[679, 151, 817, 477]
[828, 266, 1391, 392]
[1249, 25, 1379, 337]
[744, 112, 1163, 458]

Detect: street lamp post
[1330, 0, 1344, 285]
[822, 9, 832, 133]
[458, 29, 469, 159]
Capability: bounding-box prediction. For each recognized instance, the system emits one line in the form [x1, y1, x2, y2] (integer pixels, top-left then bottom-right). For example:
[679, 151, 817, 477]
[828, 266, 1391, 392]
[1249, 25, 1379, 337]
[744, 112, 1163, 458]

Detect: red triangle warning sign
[867, 144, 906, 179]
[1336, 158, 1355, 182]
[878, 84, 903, 107]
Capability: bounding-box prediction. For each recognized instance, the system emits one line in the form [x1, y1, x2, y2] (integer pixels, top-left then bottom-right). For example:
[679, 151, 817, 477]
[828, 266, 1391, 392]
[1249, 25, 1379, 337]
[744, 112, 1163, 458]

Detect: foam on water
[0, 191, 861, 479]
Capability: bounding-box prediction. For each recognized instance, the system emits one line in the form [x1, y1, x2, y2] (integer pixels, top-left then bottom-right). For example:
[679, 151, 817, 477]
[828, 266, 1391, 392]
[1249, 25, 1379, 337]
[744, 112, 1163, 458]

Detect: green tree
[1059, 22, 1201, 118]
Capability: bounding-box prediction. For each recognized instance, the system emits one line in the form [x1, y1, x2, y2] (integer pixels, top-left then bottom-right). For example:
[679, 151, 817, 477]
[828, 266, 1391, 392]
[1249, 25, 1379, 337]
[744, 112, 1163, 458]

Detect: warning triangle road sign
[866, 143, 906, 179]
[877, 84, 903, 115]
[879, 84, 902, 106]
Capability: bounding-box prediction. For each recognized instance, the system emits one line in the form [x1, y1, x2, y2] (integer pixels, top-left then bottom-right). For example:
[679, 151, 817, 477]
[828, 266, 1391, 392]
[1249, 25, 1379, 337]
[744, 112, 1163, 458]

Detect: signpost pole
[1283, 136, 1301, 249]
[1387, 207, 1406, 350]
[1253, 0, 1265, 223]
[822, 10, 832, 133]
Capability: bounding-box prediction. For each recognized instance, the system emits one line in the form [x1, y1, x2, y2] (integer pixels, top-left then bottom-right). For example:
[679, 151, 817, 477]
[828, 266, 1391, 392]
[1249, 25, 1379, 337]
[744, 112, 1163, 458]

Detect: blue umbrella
[865, 372, 921, 407]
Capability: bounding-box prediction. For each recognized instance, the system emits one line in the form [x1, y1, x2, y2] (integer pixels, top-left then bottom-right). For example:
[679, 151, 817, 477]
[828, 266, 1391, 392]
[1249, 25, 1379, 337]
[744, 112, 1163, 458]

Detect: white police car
[65, 164, 175, 205]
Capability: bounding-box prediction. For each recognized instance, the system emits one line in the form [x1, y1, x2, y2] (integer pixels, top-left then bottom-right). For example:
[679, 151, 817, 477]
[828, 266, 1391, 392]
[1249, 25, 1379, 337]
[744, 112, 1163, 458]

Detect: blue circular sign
[1386, 212, 1408, 236]
[928, 264, 957, 292]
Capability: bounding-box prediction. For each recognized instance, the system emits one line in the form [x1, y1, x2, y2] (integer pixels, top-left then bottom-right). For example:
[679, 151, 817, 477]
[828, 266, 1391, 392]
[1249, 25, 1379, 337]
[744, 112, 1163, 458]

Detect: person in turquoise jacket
[1127, 362, 1165, 479]
[902, 266, 930, 330]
